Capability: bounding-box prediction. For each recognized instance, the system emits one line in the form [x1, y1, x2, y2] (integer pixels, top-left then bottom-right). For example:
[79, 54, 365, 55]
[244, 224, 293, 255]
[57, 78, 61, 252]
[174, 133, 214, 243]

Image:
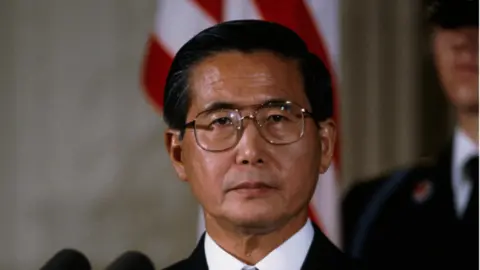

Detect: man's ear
[317, 119, 337, 174]
[164, 129, 187, 181]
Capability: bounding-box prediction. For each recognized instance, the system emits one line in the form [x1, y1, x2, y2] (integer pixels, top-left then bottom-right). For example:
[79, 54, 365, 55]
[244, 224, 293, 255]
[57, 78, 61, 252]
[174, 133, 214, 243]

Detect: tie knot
[464, 155, 479, 183]
[242, 266, 258, 270]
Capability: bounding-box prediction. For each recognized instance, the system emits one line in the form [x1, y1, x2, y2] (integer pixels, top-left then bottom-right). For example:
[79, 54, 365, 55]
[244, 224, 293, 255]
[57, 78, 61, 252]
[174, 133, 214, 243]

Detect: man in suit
[162, 20, 359, 269]
[342, 0, 478, 269]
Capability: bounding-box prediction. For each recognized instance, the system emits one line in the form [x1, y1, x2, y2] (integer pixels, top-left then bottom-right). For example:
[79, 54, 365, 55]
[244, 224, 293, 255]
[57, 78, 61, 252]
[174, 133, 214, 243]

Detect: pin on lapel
[412, 179, 434, 204]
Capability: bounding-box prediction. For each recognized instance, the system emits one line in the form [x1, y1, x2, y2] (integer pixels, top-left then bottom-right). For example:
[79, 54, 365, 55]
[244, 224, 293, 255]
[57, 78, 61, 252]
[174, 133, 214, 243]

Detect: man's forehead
[192, 63, 278, 91]
[193, 92, 300, 113]
[190, 51, 298, 81]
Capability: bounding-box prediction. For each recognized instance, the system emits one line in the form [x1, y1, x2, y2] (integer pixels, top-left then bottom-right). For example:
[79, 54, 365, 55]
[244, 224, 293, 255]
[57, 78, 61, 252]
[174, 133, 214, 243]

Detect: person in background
[342, 0, 478, 269]
[162, 20, 361, 270]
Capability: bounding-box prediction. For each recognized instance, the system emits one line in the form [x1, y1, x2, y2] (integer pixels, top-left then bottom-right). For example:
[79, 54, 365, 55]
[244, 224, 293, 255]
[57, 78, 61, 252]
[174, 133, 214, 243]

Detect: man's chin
[451, 84, 478, 111]
[456, 102, 479, 115]
[451, 89, 478, 115]
[225, 211, 286, 234]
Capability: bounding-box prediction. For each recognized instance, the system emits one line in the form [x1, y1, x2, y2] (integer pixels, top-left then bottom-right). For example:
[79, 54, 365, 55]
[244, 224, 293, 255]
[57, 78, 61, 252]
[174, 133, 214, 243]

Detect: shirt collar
[204, 219, 314, 270]
[453, 127, 478, 177]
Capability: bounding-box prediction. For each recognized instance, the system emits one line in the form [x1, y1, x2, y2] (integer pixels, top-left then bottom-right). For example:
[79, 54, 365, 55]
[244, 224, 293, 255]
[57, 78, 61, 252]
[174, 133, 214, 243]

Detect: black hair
[163, 19, 332, 130]
[426, 0, 478, 28]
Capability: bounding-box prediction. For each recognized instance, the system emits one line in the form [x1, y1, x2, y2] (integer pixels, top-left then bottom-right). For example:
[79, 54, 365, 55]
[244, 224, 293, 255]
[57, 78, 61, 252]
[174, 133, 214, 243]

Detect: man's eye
[267, 115, 287, 122]
[211, 117, 233, 126]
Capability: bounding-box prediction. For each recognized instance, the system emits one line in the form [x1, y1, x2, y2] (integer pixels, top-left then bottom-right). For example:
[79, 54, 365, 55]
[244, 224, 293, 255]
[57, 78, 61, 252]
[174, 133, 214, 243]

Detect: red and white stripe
[142, 0, 342, 248]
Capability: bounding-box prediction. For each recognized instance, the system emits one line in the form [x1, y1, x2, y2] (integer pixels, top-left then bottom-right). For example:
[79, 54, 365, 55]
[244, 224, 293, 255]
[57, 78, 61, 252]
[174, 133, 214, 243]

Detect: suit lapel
[425, 143, 456, 221]
[301, 224, 347, 270]
[184, 233, 209, 270]
[404, 142, 458, 258]
[406, 142, 455, 221]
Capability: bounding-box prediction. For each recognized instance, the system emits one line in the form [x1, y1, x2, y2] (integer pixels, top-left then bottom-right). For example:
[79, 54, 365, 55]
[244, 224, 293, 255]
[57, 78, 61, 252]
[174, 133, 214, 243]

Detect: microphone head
[40, 248, 91, 270]
[106, 251, 155, 270]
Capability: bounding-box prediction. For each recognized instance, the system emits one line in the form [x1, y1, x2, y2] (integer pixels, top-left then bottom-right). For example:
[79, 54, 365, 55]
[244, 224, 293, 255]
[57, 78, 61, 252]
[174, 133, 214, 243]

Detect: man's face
[165, 51, 335, 231]
[433, 26, 478, 113]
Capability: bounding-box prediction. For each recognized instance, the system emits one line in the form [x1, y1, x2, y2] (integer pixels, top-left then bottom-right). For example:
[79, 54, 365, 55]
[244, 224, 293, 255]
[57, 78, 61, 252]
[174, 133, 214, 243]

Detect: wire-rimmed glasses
[182, 100, 316, 152]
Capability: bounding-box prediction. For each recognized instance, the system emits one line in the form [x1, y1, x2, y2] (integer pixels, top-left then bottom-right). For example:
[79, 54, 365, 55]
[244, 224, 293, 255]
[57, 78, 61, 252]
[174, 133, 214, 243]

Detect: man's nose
[234, 115, 265, 165]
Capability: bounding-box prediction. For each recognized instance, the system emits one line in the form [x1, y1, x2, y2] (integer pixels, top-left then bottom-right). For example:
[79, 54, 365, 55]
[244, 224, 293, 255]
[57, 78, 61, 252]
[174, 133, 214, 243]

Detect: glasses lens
[256, 102, 304, 144]
[194, 109, 240, 151]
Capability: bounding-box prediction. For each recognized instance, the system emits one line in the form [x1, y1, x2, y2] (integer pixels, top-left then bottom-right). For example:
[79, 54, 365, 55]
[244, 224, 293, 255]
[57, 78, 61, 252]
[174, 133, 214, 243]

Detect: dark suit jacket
[163, 223, 363, 269]
[342, 143, 479, 269]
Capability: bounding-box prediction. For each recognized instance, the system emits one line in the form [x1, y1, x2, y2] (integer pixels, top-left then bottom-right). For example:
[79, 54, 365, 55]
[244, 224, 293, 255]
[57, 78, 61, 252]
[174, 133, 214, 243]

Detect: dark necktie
[463, 155, 478, 223]
[459, 155, 479, 267]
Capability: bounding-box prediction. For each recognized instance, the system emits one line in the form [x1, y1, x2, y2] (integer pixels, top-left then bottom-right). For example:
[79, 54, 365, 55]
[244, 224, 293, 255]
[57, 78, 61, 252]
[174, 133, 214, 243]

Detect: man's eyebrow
[203, 101, 239, 112]
[203, 98, 291, 111]
[264, 98, 289, 104]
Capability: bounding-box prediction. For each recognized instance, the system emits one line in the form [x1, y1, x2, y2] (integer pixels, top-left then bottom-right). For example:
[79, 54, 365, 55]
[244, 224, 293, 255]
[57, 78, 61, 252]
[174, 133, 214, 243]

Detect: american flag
[142, 0, 342, 248]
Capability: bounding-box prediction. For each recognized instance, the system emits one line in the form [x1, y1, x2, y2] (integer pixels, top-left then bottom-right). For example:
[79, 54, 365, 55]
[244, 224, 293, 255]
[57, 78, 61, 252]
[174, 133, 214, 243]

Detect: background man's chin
[457, 103, 479, 115]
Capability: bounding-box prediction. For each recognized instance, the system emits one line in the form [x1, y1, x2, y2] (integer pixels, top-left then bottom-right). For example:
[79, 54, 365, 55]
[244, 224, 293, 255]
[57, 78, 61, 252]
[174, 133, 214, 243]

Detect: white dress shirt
[204, 219, 314, 270]
[451, 127, 478, 217]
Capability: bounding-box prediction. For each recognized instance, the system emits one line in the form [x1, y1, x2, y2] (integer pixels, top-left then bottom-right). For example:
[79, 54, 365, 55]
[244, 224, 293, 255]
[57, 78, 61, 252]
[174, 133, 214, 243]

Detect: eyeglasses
[182, 100, 316, 152]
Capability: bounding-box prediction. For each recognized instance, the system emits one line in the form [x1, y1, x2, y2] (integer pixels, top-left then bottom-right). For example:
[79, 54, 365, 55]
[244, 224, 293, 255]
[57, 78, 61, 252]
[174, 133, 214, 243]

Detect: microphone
[40, 248, 91, 270]
[106, 251, 155, 270]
